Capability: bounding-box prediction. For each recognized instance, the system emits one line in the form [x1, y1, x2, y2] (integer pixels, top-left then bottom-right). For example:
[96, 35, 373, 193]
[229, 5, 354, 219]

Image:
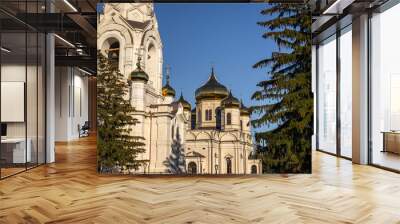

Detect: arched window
[251, 165, 257, 174]
[215, 107, 221, 130]
[226, 157, 232, 174]
[108, 41, 120, 63]
[197, 109, 201, 123]
[188, 162, 197, 174]
[145, 43, 157, 88]
[205, 109, 212, 121]
[191, 110, 196, 129]
[226, 113, 232, 125]
[240, 120, 243, 131]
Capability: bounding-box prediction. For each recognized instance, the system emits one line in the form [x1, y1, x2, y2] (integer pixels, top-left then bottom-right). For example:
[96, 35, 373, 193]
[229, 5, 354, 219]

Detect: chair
[79, 121, 90, 138]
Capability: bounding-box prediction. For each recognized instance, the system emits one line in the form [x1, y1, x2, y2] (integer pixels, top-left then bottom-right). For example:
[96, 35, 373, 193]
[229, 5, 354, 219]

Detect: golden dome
[195, 68, 229, 101]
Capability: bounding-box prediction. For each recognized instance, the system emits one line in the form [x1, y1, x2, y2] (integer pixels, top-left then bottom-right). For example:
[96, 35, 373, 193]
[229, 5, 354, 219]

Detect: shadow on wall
[163, 129, 186, 174]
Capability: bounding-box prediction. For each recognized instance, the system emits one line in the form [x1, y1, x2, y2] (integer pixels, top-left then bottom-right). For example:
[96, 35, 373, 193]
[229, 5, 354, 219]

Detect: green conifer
[252, 4, 312, 173]
[97, 51, 145, 173]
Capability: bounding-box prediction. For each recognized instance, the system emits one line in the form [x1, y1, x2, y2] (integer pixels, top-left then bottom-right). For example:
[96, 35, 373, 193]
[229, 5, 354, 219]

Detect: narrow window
[205, 109, 212, 121]
[227, 113, 232, 125]
[216, 108, 221, 129]
[198, 110, 201, 123]
[226, 157, 232, 174]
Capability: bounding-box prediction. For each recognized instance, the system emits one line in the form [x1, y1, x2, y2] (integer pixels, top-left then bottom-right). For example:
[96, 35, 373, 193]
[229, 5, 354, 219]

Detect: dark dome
[177, 93, 191, 111]
[162, 83, 175, 97]
[240, 100, 250, 116]
[130, 58, 149, 82]
[195, 68, 229, 101]
[222, 91, 240, 108]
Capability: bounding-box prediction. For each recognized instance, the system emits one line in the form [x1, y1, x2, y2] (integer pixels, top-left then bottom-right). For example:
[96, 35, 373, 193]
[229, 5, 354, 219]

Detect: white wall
[1, 64, 38, 137]
[1, 62, 46, 164]
[54, 67, 89, 141]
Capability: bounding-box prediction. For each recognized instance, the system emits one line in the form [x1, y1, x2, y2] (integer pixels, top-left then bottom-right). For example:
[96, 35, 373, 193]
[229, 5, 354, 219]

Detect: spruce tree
[97, 51, 145, 173]
[163, 129, 186, 174]
[251, 4, 312, 173]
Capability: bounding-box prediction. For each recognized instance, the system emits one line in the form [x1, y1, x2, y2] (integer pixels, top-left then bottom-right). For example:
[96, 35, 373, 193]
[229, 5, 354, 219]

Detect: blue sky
[154, 3, 277, 110]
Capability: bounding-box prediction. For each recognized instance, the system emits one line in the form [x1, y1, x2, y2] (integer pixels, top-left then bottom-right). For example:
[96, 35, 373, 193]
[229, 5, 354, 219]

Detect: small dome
[222, 91, 240, 108]
[240, 100, 250, 116]
[130, 57, 149, 82]
[195, 68, 229, 101]
[162, 83, 175, 97]
[177, 93, 191, 111]
[162, 65, 176, 97]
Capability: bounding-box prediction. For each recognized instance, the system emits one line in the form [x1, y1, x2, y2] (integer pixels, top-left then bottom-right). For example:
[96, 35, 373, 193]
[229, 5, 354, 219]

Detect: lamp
[1, 47, 11, 53]
[63, 0, 78, 12]
[77, 67, 93, 76]
[54, 34, 75, 48]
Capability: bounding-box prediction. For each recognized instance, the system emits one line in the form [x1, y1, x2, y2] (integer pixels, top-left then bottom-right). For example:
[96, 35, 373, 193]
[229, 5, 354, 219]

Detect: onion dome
[162, 66, 176, 97]
[240, 100, 251, 116]
[130, 56, 149, 82]
[177, 93, 191, 111]
[162, 83, 175, 97]
[195, 68, 229, 101]
[222, 91, 240, 108]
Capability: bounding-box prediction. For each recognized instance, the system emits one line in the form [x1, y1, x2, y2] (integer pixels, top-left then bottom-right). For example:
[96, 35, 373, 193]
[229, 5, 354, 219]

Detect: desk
[1, 138, 31, 163]
[382, 131, 400, 154]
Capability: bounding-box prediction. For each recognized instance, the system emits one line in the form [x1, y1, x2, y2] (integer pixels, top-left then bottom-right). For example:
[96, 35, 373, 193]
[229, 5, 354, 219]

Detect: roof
[186, 151, 206, 158]
[127, 20, 151, 30]
[240, 100, 250, 116]
[177, 93, 191, 111]
[221, 91, 240, 108]
[162, 83, 175, 97]
[195, 68, 229, 101]
[130, 57, 149, 82]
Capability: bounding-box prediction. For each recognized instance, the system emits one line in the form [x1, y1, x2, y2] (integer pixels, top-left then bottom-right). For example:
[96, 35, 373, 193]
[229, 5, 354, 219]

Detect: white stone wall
[54, 67, 89, 141]
[185, 129, 261, 174]
[240, 115, 251, 134]
[196, 99, 221, 128]
[98, 3, 162, 91]
[222, 107, 241, 131]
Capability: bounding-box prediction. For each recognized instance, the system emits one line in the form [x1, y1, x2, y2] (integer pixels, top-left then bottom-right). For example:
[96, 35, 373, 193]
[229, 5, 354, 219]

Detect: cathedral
[98, 3, 262, 174]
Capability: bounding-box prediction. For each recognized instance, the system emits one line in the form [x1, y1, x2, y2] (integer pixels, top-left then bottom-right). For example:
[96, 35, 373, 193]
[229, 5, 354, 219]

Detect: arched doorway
[226, 157, 232, 174]
[188, 162, 197, 174]
[251, 165, 257, 174]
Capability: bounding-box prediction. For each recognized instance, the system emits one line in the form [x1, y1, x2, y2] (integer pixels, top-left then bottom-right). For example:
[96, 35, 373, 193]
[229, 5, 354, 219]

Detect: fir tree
[97, 51, 145, 173]
[163, 128, 186, 174]
[251, 4, 312, 173]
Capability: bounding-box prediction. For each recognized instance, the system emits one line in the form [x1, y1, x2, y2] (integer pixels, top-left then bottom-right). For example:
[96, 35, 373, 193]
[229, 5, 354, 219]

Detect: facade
[97, 3, 261, 174]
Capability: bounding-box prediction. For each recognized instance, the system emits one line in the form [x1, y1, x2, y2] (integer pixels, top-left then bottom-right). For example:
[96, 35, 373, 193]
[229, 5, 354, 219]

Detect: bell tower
[98, 3, 163, 95]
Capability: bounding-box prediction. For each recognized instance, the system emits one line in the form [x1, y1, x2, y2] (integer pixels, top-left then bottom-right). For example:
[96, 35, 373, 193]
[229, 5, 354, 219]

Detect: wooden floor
[1, 136, 400, 224]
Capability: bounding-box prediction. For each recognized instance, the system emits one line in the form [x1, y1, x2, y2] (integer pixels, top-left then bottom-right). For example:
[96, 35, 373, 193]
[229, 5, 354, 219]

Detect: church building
[97, 3, 262, 174]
